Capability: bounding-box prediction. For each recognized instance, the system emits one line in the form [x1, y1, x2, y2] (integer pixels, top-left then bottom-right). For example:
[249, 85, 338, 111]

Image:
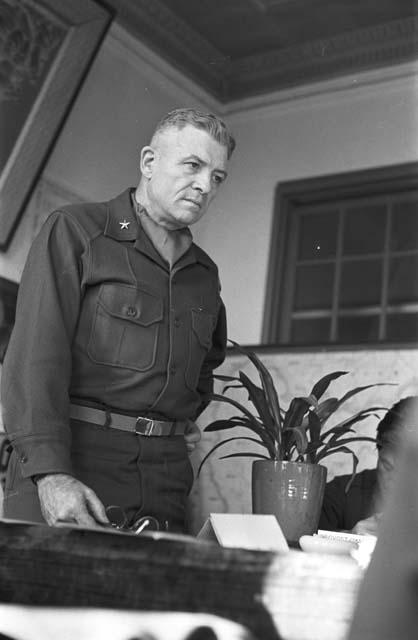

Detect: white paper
[197, 513, 289, 552]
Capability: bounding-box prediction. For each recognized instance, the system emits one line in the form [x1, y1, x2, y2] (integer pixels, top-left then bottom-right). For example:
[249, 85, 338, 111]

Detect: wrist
[32, 474, 47, 485]
[33, 472, 71, 486]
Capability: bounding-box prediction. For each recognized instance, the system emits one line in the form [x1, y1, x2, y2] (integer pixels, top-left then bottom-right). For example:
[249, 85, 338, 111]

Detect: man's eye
[213, 174, 224, 184]
[185, 161, 199, 169]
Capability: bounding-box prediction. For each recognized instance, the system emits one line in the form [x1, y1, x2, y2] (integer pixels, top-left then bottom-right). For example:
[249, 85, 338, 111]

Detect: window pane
[388, 256, 418, 304]
[294, 264, 334, 311]
[340, 259, 382, 307]
[337, 315, 379, 343]
[386, 313, 418, 342]
[291, 318, 331, 344]
[391, 199, 418, 251]
[343, 204, 386, 255]
[297, 210, 338, 260]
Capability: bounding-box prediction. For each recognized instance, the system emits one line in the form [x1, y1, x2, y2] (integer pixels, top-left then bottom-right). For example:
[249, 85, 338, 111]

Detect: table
[0, 520, 363, 640]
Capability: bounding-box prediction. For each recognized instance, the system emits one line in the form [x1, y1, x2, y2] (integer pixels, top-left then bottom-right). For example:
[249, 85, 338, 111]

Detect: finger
[185, 422, 201, 443]
[186, 442, 196, 453]
[84, 489, 109, 524]
[76, 510, 102, 528]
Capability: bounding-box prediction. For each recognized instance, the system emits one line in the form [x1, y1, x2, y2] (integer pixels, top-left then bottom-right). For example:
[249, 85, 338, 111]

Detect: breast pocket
[185, 308, 215, 390]
[88, 284, 163, 371]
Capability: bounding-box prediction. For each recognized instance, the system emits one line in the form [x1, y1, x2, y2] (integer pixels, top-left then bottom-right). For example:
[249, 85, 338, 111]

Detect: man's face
[140, 124, 229, 230]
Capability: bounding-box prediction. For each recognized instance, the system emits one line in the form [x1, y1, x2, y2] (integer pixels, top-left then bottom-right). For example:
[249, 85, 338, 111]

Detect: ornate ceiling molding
[228, 16, 418, 99]
[111, 1, 418, 103]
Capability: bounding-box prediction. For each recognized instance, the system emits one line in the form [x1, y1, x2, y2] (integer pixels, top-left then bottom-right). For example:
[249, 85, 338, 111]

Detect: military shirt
[1, 189, 227, 479]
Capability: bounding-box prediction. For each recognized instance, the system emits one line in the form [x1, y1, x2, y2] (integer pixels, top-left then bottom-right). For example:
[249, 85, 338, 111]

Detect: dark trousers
[3, 420, 194, 533]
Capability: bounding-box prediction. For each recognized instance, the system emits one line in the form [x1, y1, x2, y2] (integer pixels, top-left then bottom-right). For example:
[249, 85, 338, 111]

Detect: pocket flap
[191, 308, 215, 349]
[98, 284, 163, 326]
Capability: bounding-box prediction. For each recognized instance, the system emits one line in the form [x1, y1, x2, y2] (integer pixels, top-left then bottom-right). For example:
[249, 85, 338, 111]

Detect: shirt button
[170, 365, 177, 375]
[20, 455, 28, 463]
[174, 318, 181, 328]
[126, 306, 137, 317]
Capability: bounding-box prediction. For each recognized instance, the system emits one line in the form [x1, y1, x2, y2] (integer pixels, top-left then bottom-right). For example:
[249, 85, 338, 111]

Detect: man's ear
[140, 146, 155, 178]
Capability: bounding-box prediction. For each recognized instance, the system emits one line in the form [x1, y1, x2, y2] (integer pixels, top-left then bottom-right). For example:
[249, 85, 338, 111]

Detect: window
[263, 163, 418, 347]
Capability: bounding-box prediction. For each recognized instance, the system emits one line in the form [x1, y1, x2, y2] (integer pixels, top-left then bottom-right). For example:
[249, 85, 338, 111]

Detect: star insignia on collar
[119, 219, 130, 230]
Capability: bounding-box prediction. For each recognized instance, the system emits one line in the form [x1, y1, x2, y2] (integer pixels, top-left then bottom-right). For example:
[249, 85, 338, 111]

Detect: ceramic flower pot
[252, 459, 327, 546]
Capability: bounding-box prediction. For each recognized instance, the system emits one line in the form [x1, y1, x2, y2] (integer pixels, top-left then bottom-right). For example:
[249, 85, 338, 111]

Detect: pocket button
[126, 306, 137, 317]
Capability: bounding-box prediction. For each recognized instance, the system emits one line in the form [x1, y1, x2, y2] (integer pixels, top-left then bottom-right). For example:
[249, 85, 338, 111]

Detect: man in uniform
[1, 108, 235, 533]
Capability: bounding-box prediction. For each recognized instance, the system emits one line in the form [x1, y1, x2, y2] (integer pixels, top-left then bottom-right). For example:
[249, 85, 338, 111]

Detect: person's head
[376, 396, 418, 495]
[135, 108, 236, 230]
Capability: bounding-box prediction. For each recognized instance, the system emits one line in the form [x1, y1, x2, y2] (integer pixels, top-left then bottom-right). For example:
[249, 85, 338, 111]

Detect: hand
[184, 420, 201, 454]
[37, 473, 109, 528]
[351, 513, 382, 536]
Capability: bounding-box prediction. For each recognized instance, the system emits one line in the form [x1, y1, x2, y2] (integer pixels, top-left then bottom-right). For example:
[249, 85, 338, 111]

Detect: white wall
[195, 69, 418, 344]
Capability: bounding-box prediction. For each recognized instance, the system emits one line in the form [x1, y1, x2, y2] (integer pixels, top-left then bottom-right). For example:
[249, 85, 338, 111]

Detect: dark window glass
[337, 315, 379, 343]
[386, 313, 418, 342]
[297, 210, 338, 260]
[340, 259, 382, 307]
[390, 200, 418, 251]
[294, 264, 334, 311]
[388, 255, 418, 304]
[291, 318, 331, 344]
[343, 204, 386, 255]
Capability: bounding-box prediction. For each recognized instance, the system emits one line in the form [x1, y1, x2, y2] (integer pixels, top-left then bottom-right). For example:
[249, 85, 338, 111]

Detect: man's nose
[193, 171, 212, 194]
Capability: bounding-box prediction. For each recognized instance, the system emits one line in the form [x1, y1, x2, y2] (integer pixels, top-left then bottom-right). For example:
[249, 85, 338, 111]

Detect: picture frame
[0, 276, 19, 363]
[0, 0, 112, 250]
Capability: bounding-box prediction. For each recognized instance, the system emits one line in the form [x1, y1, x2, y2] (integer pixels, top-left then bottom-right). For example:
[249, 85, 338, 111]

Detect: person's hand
[351, 513, 382, 536]
[36, 473, 109, 528]
[185, 421, 201, 454]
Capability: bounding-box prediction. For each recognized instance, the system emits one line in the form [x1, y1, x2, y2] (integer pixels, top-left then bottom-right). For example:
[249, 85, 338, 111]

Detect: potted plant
[199, 341, 390, 545]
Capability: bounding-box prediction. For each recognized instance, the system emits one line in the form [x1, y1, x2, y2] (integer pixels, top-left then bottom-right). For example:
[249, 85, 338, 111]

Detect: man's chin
[174, 208, 205, 226]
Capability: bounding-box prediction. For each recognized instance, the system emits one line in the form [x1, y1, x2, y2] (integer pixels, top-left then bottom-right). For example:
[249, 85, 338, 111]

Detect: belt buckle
[135, 417, 156, 436]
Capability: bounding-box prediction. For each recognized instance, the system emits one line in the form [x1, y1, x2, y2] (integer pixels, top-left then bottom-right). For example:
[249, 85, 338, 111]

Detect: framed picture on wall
[0, 0, 112, 251]
[0, 276, 18, 363]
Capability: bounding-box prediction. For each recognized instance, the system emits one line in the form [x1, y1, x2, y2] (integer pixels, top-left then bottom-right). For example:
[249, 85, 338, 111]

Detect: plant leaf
[320, 407, 386, 440]
[203, 393, 276, 456]
[306, 412, 322, 462]
[283, 397, 312, 431]
[282, 425, 309, 456]
[204, 418, 252, 432]
[326, 436, 376, 448]
[197, 436, 269, 475]
[205, 392, 259, 424]
[213, 374, 240, 382]
[229, 340, 283, 450]
[310, 371, 348, 401]
[315, 397, 340, 422]
[219, 452, 271, 460]
[337, 384, 395, 408]
[316, 445, 359, 492]
[238, 370, 276, 436]
[222, 383, 245, 394]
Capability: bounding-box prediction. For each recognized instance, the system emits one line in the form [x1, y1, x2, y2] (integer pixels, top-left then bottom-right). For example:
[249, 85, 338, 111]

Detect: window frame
[263, 162, 418, 349]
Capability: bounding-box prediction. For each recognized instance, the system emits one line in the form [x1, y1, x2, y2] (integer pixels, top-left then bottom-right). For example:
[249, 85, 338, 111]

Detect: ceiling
[106, 0, 418, 103]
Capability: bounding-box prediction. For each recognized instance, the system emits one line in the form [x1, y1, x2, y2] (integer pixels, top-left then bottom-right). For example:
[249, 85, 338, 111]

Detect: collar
[132, 196, 194, 269]
[104, 189, 138, 241]
[103, 189, 216, 272]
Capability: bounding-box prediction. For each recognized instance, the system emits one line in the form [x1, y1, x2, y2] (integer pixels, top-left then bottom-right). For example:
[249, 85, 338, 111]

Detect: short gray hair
[152, 107, 236, 159]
